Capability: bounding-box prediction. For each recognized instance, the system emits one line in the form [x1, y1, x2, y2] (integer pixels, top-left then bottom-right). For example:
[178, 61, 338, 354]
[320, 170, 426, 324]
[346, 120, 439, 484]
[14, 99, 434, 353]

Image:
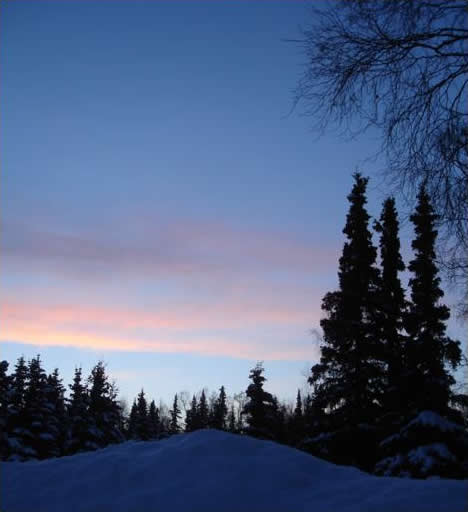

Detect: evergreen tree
[134, 389, 150, 440]
[406, 187, 462, 416]
[127, 400, 138, 439]
[23, 355, 60, 459]
[271, 396, 287, 444]
[294, 390, 303, 419]
[308, 174, 383, 470]
[66, 367, 91, 454]
[375, 188, 466, 478]
[185, 395, 198, 432]
[290, 390, 304, 445]
[87, 361, 124, 448]
[148, 400, 160, 439]
[211, 386, 228, 430]
[301, 393, 325, 444]
[7, 356, 30, 460]
[372, 197, 411, 467]
[45, 368, 67, 456]
[169, 394, 181, 434]
[242, 362, 276, 439]
[197, 390, 209, 429]
[374, 197, 407, 423]
[0, 361, 11, 459]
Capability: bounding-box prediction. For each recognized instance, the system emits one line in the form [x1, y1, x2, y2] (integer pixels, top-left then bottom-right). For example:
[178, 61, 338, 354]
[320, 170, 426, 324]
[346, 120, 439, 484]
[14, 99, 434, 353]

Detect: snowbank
[1, 429, 466, 512]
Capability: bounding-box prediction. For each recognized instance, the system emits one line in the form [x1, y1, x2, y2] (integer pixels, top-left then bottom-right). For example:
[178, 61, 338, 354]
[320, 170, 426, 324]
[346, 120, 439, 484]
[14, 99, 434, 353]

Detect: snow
[405, 411, 464, 432]
[379, 410, 465, 450]
[407, 443, 456, 474]
[374, 454, 407, 477]
[1, 429, 466, 512]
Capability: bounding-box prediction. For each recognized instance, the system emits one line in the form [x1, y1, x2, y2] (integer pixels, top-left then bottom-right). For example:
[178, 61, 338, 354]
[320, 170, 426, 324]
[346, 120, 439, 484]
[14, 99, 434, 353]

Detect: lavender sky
[1, 0, 465, 406]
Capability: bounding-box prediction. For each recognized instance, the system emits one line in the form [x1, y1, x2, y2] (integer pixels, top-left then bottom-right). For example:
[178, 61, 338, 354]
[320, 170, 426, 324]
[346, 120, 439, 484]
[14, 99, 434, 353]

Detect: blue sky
[1, 0, 465, 406]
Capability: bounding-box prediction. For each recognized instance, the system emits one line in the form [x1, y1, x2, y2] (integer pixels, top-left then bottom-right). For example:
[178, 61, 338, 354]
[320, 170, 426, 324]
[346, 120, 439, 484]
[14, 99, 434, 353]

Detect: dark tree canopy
[308, 174, 384, 469]
[135, 389, 150, 440]
[242, 362, 277, 439]
[169, 394, 181, 434]
[405, 187, 462, 415]
[310, 174, 383, 425]
[185, 395, 198, 432]
[294, 0, 468, 305]
[374, 197, 407, 419]
[0, 361, 10, 458]
[197, 390, 209, 429]
[211, 386, 228, 431]
[148, 400, 160, 439]
[375, 188, 466, 478]
[87, 361, 123, 448]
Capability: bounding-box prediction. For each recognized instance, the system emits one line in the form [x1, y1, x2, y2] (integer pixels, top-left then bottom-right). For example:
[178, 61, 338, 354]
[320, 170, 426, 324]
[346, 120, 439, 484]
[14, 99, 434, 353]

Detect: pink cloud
[2, 330, 320, 361]
[0, 299, 322, 360]
[1, 299, 316, 331]
[1, 216, 332, 360]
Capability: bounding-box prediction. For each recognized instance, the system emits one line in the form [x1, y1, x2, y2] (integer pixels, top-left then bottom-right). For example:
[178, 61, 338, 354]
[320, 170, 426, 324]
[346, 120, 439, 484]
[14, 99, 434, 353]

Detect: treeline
[1, 174, 467, 479]
[0, 359, 124, 460]
[0, 355, 308, 460]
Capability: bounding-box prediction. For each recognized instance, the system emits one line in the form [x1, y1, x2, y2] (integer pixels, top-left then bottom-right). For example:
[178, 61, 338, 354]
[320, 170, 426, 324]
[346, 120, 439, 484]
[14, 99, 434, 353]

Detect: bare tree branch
[293, 0, 468, 315]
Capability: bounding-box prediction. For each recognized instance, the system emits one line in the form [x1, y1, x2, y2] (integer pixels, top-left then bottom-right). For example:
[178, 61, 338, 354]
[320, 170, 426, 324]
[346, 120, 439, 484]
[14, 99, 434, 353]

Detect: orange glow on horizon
[1, 300, 321, 361]
[1, 326, 319, 361]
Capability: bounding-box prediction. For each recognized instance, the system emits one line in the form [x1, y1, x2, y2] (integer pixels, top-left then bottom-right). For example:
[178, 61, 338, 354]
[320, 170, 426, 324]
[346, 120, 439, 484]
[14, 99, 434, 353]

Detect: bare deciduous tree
[177, 390, 191, 414]
[233, 391, 247, 427]
[293, 0, 468, 313]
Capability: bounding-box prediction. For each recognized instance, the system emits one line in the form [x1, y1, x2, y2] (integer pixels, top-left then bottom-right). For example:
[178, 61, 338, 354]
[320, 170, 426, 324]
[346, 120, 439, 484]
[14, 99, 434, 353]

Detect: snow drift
[1, 429, 466, 512]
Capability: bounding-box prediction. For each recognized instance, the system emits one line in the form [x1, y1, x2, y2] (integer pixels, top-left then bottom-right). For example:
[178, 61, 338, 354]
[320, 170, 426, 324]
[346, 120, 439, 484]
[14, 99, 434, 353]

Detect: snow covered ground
[1, 429, 466, 512]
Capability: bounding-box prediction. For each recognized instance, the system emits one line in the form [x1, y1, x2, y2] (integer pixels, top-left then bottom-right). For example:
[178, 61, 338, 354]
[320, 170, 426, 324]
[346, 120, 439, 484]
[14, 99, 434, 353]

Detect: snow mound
[1, 429, 466, 512]
[405, 411, 465, 433]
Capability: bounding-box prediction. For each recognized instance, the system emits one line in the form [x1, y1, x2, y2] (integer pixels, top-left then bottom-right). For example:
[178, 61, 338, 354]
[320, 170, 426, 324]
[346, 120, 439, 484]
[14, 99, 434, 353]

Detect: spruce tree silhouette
[308, 174, 383, 470]
[242, 362, 276, 439]
[375, 187, 466, 478]
[169, 394, 181, 434]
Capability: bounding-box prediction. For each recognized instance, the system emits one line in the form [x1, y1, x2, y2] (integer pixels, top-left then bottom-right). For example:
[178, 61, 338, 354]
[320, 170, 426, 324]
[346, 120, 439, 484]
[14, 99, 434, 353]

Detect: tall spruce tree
[87, 362, 124, 448]
[406, 187, 462, 415]
[308, 173, 383, 470]
[375, 187, 466, 478]
[66, 367, 91, 454]
[197, 390, 209, 429]
[290, 390, 304, 446]
[135, 389, 150, 440]
[301, 393, 324, 445]
[127, 400, 138, 439]
[24, 355, 60, 459]
[270, 396, 287, 444]
[148, 400, 160, 439]
[45, 368, 67, 457]
[185, 395, 198, 432]
[7, 356, 29, 460]
[0, 361, 11, 459]
[169, 394, 181, 434]
[294, 390, 303, 420]
[242, 362, 276, 439]
[211, 386, 228, 431]
[374, 198, 407, 426]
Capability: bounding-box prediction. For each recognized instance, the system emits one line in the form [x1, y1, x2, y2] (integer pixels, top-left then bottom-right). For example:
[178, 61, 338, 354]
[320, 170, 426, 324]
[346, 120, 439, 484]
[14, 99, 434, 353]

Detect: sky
[1, 0, 466, 407]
